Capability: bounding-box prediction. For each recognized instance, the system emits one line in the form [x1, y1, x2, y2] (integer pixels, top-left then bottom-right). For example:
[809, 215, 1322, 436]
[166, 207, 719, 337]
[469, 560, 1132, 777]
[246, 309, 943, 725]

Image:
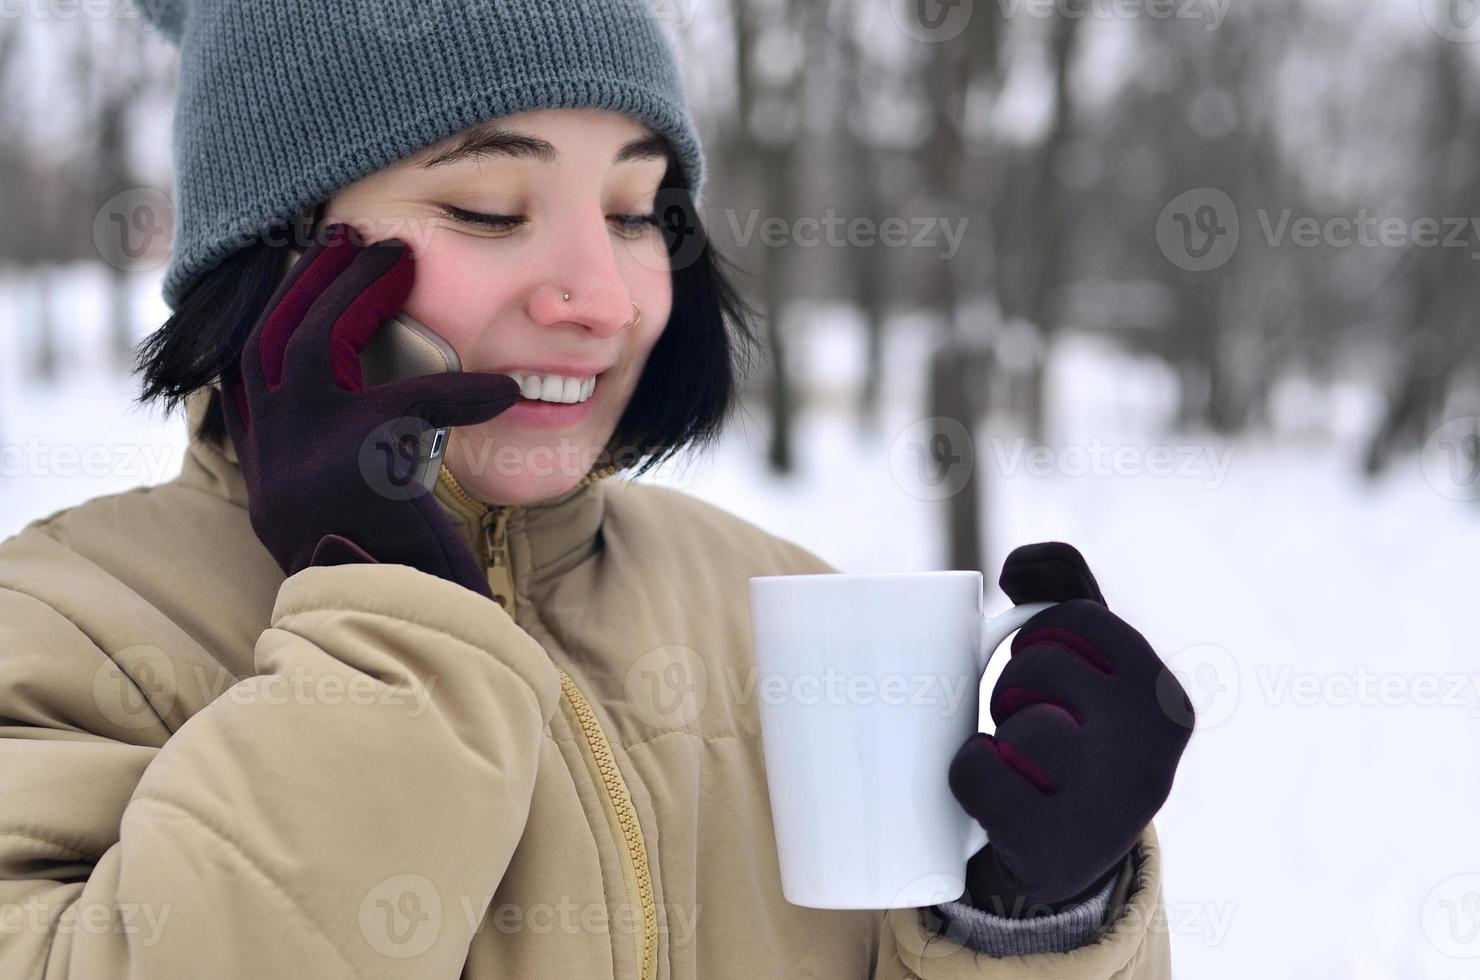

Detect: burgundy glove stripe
[989, 641, 1109, 728]
[326, 249, 415, 393]
[992, 687, 1084, 726]
[309, 533, 382, 567]
[283, 238, 408, 391]
[260, 227, 361, 391]
[978, 733, 1057, 794]
[1012, 625, 1117, 676]
[230, 373, 252, 433]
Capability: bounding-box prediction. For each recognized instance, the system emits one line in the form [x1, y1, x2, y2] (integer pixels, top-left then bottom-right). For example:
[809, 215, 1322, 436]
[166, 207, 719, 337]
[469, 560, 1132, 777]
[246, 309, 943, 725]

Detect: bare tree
[834, 14, 890, 433]
[992, 13, 1083, 443]
[916, 11, 987, 573]
[1364, 35, 1480, 476]
[70, 16, 176, 371]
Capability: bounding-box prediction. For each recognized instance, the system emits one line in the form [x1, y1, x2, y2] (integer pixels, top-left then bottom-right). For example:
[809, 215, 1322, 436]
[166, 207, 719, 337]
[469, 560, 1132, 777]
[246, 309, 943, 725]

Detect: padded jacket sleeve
[0, 561, 562, 979]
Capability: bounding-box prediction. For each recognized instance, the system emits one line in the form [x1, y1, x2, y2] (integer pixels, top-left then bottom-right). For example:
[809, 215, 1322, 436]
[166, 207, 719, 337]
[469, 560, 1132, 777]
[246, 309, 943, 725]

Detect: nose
[526, 212, 640, 338]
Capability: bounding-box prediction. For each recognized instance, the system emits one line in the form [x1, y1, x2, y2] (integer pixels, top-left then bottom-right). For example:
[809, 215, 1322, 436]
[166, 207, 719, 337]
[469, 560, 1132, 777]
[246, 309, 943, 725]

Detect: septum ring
[563, 290, 640, 330]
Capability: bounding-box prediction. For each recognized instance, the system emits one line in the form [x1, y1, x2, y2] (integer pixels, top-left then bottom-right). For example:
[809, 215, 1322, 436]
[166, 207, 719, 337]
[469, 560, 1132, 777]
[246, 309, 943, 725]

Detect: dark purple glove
[947, 542, 1194, 916]
[221, 222, 522, 598]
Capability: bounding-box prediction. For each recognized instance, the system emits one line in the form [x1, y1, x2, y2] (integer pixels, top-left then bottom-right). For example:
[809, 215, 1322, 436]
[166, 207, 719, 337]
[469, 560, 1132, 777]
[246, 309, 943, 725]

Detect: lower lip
[499, 374, 601, 429]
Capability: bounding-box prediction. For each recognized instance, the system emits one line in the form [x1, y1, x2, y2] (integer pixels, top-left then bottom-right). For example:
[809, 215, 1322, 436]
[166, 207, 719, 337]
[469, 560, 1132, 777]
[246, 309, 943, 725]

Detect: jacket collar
[178, 385, 615, 584]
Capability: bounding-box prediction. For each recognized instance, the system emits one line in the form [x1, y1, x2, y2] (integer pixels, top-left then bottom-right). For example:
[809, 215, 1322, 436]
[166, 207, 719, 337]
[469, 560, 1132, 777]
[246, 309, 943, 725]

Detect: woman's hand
[947, 542, 1195, 915]
[221, 222, 522, 599]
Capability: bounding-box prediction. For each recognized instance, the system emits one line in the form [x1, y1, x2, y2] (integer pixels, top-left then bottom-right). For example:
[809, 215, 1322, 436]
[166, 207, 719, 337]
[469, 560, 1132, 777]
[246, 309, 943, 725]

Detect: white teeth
[507, 371, 597, 404]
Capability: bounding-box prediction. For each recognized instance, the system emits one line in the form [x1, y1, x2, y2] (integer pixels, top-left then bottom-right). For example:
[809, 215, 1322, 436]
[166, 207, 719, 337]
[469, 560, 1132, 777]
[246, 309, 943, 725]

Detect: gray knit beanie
[136, 0, 706, 311]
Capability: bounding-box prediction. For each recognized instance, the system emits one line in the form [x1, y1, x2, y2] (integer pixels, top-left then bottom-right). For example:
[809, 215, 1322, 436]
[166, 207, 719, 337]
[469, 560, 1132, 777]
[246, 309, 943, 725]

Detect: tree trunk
[33, 268, 59, 382]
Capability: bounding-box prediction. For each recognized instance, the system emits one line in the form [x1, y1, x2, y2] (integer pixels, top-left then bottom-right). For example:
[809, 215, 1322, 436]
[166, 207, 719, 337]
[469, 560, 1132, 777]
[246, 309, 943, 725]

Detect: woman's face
[320, 108, 673, 506]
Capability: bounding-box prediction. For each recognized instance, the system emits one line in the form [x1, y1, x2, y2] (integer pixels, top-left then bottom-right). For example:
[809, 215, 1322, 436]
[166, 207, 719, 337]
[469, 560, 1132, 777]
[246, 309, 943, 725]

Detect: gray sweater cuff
[926, 870, 1118, 957]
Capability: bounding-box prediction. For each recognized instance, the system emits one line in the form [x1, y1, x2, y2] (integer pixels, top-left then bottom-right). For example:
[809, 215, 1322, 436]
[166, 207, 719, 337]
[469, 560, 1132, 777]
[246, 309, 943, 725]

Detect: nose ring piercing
[562, 290, 640, 330]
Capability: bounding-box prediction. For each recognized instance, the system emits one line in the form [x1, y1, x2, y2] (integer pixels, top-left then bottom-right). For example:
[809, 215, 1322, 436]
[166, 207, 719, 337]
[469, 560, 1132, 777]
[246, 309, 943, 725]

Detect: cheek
[401, 236, 530, 359]
[607, 302, 670, 407]
[626, 260, 673, 362]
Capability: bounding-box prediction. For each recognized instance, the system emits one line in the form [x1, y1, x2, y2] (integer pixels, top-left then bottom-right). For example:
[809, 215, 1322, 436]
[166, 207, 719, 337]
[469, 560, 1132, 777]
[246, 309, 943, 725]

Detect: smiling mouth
[505, 370, 604, 405]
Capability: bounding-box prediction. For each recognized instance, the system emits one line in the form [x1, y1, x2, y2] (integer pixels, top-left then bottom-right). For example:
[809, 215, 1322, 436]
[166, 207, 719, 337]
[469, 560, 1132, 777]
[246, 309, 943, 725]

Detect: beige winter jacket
[0, 385, 1170, 978]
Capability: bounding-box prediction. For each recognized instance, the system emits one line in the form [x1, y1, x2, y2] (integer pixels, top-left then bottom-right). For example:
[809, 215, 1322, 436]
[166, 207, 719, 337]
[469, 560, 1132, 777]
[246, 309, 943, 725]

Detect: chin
[445, 423, 617, 507]
[458, 471, 583, 508]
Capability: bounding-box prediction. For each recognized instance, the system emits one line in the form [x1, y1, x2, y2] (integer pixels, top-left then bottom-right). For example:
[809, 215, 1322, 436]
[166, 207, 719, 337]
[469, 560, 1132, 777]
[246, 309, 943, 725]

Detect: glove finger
[999, 542, 1106, 607]
[254, 223, 365, 392]
[282, 231, 412, 392]
[1012, 598, 1171, 683]
[948, 729, 1046, 830]
[994, 703, 1165, 891]
[988, 641, 1114, 730]
[963, 711, 1131, 904]
[987, 704, 1088, 794]
[1018, 600, 1195, 732]
[370, 371, 524, 430]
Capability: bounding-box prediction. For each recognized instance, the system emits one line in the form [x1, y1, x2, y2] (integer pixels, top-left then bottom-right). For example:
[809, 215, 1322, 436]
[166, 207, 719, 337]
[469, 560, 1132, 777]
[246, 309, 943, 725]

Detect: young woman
[0, 2, 1191, 977]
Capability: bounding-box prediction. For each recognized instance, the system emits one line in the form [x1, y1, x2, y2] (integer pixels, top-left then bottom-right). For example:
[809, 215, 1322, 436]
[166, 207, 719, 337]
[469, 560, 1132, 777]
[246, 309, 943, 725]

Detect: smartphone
[361, 310, 460, 493]
[283, 245, 459, 494]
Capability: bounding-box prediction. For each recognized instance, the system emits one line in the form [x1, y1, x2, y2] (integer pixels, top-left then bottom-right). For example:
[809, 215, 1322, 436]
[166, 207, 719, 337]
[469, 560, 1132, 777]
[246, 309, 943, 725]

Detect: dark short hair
[133, 160, 759, 479]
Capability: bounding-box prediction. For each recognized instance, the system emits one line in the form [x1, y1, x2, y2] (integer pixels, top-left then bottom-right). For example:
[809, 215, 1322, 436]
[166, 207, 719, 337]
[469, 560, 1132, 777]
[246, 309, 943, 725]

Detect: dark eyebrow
[417, 125, 672, 170]
[612, 133, 672, 166]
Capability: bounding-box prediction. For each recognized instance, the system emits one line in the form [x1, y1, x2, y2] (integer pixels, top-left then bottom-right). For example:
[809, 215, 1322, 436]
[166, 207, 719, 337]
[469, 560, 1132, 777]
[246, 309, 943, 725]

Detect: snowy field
[2, 268, 1476, 976]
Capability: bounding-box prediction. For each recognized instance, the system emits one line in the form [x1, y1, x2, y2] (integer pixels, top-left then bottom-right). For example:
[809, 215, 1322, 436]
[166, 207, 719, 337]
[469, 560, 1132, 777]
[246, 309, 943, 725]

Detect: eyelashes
[437, 203, 660, 236]
[437, 204, 521, 230]
[613, 212, 662, 233]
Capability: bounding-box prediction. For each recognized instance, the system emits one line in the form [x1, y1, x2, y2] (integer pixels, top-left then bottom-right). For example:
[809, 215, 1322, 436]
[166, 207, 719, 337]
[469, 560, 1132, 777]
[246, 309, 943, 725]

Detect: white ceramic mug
[747, 570, 1054, 909]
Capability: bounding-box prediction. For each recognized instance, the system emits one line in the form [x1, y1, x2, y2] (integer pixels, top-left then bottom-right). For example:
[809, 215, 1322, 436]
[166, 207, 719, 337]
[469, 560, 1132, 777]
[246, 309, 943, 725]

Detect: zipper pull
[482, 506, 516, 618]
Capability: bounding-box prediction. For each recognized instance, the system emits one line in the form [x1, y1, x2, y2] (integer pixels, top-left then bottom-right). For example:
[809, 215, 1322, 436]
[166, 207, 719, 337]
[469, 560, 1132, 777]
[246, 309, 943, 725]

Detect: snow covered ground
[2, 270, 1475, 976]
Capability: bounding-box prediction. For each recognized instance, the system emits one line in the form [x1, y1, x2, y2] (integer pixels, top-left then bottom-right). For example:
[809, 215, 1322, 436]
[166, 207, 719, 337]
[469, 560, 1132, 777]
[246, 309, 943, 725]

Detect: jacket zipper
[483, 507, 516, 618]
[559, 672, 659, 980]
[435, 462, 656, 980]
[436, 464, 518, 616]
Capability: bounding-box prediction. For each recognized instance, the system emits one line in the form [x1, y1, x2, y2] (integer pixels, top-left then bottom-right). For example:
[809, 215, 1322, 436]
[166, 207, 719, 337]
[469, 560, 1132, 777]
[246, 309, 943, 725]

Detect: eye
[436, 204, 661, 238]
[610, 212, 661, 237]
[437, 203, 525, 232]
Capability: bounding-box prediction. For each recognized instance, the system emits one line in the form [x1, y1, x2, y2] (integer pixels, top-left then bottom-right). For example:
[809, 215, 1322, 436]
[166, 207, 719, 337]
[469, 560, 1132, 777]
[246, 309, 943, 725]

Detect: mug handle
[961, 600, 1057, 861]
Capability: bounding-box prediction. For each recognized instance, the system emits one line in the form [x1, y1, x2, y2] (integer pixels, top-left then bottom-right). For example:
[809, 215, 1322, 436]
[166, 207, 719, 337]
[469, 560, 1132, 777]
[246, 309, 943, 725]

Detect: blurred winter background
[2, 0, 1478, 974]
